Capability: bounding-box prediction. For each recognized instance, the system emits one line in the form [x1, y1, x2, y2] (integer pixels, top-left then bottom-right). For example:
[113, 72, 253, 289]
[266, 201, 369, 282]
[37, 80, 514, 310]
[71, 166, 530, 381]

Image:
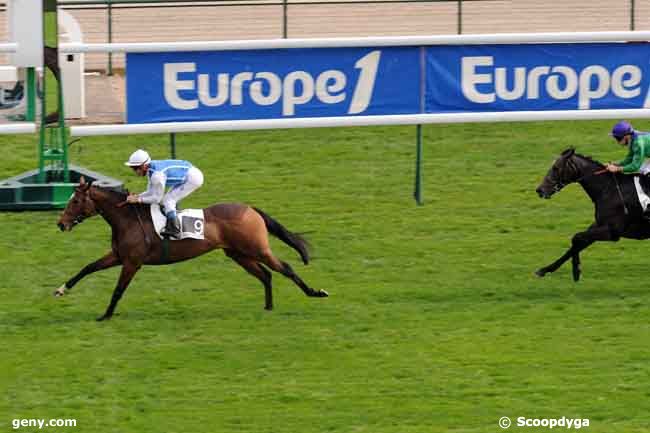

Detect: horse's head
[536, 148, 584, 199]
[57, 177, 99, 231]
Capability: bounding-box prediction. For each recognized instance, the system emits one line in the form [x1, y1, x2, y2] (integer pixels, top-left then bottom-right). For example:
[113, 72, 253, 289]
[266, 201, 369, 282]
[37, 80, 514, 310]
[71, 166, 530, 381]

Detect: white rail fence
[59, 30, 650, 137]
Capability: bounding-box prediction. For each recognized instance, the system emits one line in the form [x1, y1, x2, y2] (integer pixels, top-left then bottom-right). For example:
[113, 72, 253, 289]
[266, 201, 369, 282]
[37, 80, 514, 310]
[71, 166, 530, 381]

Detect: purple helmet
[611, 120, 634, 139]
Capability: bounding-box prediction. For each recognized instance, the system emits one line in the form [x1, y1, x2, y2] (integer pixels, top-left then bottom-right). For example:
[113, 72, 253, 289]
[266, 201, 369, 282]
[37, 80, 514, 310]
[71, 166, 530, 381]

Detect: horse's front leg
[536, 224, 616, 281]
[54, 251, 121, 296]
[96, 262, 141, 321]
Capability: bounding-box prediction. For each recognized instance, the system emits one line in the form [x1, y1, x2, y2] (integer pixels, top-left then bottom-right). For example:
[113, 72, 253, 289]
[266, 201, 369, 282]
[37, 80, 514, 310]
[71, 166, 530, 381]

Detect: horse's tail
[253, 207, 310, 265]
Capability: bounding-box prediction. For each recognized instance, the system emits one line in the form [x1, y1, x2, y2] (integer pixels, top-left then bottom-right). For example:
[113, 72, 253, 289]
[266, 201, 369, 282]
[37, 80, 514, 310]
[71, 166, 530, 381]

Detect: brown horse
[56, 177, 328, 321]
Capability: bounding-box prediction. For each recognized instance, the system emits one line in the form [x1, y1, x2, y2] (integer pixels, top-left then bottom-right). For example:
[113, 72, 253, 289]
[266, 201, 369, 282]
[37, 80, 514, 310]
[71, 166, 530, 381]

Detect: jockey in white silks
[124, 149, 204, 238]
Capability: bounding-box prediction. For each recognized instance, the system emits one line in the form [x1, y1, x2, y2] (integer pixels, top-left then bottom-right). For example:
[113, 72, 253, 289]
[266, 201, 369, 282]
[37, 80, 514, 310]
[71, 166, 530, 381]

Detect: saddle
[634, 175, 650, 214]
[150, 204, 205, 240]
[639, 174, 650, 195]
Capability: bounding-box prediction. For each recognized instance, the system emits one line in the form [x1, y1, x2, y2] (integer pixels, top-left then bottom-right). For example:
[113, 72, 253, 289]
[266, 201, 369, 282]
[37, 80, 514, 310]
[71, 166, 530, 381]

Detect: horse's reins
[117, 200, 152, 248]
[611, 171, 630, 215]
[552, 164, 604, 193]
[574, 167, 629, 215]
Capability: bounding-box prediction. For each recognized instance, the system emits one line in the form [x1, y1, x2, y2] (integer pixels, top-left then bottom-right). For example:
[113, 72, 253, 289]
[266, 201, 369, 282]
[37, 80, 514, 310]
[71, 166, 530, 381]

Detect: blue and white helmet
[124, 149, 151, 167]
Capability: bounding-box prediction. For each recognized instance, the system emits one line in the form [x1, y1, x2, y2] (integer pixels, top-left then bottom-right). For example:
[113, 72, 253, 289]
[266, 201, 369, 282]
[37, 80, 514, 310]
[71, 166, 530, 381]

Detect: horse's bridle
[70, 214, 86, 227]
[68, 193, 99, 227]
[75, 191, 154, 247]
[550, 157, 581, 192]
[557, 156, 629, 215]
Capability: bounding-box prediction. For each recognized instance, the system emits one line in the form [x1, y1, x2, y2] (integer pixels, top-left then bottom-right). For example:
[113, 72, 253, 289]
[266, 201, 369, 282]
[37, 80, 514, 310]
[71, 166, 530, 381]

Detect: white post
[58, 9, 85, 119]
[8, 0, 44, 68]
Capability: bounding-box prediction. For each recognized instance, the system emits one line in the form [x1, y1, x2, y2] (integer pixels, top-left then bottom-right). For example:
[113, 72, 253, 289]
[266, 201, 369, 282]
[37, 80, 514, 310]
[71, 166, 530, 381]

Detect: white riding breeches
[641, 160, 650, 175]
[161, 166, 204, 214]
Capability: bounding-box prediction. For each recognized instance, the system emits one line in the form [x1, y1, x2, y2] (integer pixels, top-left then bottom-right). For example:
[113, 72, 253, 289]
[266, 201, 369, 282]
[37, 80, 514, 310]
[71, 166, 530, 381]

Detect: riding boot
[161, 216, 181, 238]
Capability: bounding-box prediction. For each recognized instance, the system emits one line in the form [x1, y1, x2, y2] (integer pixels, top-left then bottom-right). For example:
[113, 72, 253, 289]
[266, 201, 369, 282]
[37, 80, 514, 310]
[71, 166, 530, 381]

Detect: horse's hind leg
[55, 251, 121, 296]
[536, 247, 578, 278]
[225, 249, 274, 310]
[571, 254, 582, 282]
[536, 224, 614, 281]
[260, 252, 328, 298]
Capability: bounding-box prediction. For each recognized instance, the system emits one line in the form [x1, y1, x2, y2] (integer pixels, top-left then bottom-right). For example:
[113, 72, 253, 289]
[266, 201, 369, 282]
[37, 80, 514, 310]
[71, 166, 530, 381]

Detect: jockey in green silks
[606, 120, 650, 174]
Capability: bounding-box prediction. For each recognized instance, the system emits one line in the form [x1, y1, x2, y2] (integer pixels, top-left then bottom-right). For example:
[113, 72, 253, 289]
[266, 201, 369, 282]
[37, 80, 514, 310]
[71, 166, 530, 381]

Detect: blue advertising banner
[126, 42, 650, 123]
[126, 47, 421, 124]
[426, 43, 650, 113]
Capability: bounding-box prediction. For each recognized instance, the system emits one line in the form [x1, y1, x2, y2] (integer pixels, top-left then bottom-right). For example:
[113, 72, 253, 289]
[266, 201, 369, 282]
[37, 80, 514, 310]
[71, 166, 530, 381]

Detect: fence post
[457, 0, 462, 34]
[282, 0, 288, 38]
[107, 0, 113, 75]
[170, 133, 177, 159]
[413, 47, 425, 205]
[630, 0, 635, 30]
[26, 67, 36, 121]
[414, 125, 423, 205]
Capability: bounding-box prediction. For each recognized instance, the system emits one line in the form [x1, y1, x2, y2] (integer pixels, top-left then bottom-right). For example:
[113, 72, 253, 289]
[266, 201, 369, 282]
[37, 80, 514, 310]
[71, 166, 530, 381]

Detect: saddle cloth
[634, 176, 650, 212]
[150, 204, 205, 240]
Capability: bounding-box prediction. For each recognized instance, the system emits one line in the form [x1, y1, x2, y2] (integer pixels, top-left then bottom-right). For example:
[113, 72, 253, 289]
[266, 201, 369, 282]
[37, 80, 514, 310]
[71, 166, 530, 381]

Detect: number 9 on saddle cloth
[151, 205, 205, 240]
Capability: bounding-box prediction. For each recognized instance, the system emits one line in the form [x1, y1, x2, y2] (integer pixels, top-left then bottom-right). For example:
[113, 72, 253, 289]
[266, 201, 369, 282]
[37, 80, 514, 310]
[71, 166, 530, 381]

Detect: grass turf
[1, 120, 649, 432]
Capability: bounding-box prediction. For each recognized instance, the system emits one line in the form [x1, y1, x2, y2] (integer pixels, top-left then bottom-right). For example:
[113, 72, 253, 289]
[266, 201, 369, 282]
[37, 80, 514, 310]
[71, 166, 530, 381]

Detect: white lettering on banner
[163, 51, 381, 115]
[283, 71, 315, 115]
[526, 66, 550, 99]
[461, 55, 646, 109]
[349, 50, 381, 114]
[462, 56, 495, 103]
[231, 72, 254, 105]
[612, 65, 641, 98]
[198, 73, 228, 106]
[578, 65, 609, 109]
[250, 72, 282, 106]
[316, 70, 347, 104]
[495, 66, 526, 100]
[164, 63, 199, 110]
[546, 66, 578, 100]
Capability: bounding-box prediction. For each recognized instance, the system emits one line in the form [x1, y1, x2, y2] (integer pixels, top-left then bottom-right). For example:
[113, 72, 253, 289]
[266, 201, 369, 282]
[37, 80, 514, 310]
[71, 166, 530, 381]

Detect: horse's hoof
[96, 315, 111, 322]
[53, 284, 66, 297]
[317, 290, 329, 297]
[264, 306, 273, 311]
[535, 270, 546, 278]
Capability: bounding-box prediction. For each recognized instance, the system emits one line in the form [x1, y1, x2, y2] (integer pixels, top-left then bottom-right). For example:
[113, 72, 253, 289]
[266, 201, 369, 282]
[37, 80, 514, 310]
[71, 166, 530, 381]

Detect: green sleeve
[621, 139, 645, 173]
[618, 146, 634, 167]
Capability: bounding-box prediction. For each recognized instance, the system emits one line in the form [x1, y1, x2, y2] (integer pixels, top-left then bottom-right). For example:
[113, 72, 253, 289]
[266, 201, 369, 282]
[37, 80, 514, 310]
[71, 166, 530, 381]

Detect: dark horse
[535, 148, 650, 281]
[56, 177, 328, 321]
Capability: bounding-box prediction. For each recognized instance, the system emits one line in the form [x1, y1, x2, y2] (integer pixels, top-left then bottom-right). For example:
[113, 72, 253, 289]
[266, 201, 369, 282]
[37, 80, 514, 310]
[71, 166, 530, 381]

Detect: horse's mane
[90, 184, 128, 201]
[569, 150, 605, 168]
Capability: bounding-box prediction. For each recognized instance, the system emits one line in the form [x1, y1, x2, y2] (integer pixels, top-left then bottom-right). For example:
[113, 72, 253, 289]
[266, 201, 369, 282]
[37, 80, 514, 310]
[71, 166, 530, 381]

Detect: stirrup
[161, 218, 180, 238]
[161, 229, 180, 239]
